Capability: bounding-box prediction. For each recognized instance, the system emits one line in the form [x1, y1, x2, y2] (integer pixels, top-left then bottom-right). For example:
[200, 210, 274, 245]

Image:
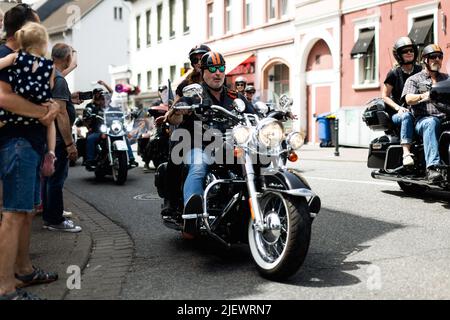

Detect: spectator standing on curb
[42, 44, 82, 233]
[0, 3, 59, 301]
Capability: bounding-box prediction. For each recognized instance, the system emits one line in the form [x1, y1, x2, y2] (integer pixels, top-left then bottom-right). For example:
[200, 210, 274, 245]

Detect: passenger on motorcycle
[382, 37, 422, 166]
[402, 44, 449, 183]
[84, 91, 138, 170]
[234, 76, 247, 94]
[167, 51, 255, 227]
[244, 85, 256, 103]
[175, 44, 211, 99]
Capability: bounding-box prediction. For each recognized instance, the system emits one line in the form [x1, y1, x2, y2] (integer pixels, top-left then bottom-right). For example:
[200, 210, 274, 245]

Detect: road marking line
[304, 176, 397, 187]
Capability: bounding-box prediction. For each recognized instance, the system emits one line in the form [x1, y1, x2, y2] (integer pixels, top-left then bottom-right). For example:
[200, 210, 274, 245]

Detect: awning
[408, 17, 434, 45]
[224, 52, 255, 75]
[350, 29, 375, 59]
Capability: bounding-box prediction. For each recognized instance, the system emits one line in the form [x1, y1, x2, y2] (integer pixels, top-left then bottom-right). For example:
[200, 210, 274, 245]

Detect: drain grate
[133, 193, 162, 201]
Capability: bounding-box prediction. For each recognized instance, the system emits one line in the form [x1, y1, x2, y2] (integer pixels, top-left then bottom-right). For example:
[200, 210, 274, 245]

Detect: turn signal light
[288, 151, 298, 162]
[234, 147, 244, 158]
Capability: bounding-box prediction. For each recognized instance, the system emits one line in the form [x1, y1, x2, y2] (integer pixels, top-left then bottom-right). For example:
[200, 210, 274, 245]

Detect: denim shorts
[0, 138, 42, 213]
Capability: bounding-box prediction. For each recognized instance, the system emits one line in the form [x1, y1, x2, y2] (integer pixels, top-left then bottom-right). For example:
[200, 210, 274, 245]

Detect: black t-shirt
[0, 44, 46, 155]
[52, 70, 76, 144]
[384, 64, 422, 105]
[83, 102, 104, 133]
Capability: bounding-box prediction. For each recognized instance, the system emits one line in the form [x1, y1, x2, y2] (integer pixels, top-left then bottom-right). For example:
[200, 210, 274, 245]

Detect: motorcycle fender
[113, 140, 128, 151]
[261, 169, 321, 214]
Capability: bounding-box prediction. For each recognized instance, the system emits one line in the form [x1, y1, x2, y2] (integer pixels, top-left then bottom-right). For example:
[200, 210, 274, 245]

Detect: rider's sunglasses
[207, 65, 226, 73]
[236, 82, 246, 87]
[401, 48, 414, 54]
[428, 53, 443, 60]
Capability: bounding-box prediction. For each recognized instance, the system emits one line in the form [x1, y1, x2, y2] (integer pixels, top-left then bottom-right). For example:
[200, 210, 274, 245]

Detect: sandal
[15, 266, 58, 288]
[0, 289, 42, 300]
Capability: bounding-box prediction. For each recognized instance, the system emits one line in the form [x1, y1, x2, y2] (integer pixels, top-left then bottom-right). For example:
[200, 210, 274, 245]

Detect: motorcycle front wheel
[112, 151, 128, 185]
[248, 192, 311, 280]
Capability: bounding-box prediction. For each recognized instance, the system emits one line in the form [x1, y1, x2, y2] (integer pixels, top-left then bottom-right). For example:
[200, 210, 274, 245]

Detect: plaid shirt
[401, 70, 449, 119]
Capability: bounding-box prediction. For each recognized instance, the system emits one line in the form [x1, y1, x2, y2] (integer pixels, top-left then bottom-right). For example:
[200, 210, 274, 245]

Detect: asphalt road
[64, 155, 450, 300]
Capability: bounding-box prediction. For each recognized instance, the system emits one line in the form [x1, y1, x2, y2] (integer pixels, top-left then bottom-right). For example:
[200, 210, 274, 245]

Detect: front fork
[243, 153, 265, 232]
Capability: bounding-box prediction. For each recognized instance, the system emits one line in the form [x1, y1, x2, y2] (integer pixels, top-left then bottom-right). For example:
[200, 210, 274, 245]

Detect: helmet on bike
[393, 37, 418, 65]
[189, 44, 211, 64]
[235, 76, 247, 86]
[422, 44, 444, 60]
[200, 51, 226, 70]
[244, 85, 256, 94]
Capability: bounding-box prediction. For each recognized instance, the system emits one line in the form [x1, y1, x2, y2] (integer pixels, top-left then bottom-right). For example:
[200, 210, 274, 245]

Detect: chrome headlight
[287, 132, 305, 150]
[255, 118, 284, 149]
[100, 124, 107, 133]
[233, 125, 251, 145]
[111, 120, 123, 134]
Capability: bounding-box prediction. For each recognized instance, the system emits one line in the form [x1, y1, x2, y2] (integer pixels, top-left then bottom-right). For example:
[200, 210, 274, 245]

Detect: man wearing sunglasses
[167, 52, 254, 236]
[382, 37, 422, 167]
[402, 44, 449, 183]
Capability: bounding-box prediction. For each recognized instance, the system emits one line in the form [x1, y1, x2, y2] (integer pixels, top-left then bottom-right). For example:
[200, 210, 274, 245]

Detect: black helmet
[244, 85, 255, 93]
[393, 37, 418, 65]
[422, 44, 444, 60]
[189, 44, 211, 63]
[200, 51, 226, 70]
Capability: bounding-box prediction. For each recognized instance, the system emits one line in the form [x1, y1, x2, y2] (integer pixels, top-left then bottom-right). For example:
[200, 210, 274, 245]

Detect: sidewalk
[26, 189, 133, 300]
[298, 144, 369, 163]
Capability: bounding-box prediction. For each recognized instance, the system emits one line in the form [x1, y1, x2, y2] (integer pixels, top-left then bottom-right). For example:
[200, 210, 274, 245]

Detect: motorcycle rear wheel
[248, 193, 311, 280]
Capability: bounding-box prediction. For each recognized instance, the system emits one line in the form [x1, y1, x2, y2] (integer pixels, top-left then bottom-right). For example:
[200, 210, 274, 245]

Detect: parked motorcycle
[363, 78, 450, 194]
[84, 106, 131, 185]
[155, 84, 321, 280]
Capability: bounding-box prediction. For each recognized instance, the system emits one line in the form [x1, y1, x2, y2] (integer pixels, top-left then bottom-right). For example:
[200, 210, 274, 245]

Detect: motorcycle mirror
[255, 101, 269, 115]
[233, 99, 246, 113]
[182, 83, 203, 98]
[279, 94, 293, 112]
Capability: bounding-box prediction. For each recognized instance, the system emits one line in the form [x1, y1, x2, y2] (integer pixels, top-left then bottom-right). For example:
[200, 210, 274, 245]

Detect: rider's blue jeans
[415, 116, 441, 168]
[391, 112, 414, 145]
[86, 133, 134, 162]
[183, 148, 211, 206]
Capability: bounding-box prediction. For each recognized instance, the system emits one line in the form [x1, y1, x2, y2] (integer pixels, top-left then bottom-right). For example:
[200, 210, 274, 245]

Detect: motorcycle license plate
[113, 140, 128, 151]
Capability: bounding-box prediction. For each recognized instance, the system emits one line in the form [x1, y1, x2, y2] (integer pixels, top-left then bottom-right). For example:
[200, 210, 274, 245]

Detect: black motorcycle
[363, 79, 450, 194]
[155, 84, 321, 280]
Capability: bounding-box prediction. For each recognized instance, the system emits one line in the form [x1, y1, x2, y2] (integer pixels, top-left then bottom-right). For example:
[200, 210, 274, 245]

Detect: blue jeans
[183, 148, 211, 206]
[42, 142, 69, 225]
[86, 133, 134, 162]
[392, 112, 414, 145]
[0, 138, 41, 213]
[415, 116, 441, 168]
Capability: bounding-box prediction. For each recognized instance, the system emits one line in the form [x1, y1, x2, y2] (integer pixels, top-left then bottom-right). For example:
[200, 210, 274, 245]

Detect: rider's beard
[429, 63, 441, 72]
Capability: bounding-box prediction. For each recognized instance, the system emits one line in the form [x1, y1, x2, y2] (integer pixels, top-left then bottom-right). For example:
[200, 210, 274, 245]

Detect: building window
[244, 0, 252, 28]
[207, 2, 214, 38]
[266, 0, 288, 21]
[351, 26, 378, 86]
[408, 15, 434, 57]
[267, 0, 276, 21]
[170, 65, 177, 82]
[224, 0, 232, 34]
[147, 71, 152, 90]
[169, 0, 176, 38]
[136, 15, 141, 49]
[273, 64, 289, 98]
[280, 0, 287, 17]
[114, 7, 123, 20]
[158, 68, 163, 86]
[183, 0, 190, 33]
[146, 10, 151, 46]
[157, 4, 163, 42]
[119, 7, 123, 20]
[137, 73, 142, 89]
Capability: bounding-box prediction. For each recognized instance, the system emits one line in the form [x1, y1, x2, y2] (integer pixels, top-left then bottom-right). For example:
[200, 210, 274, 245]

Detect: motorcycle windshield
[104, 107, 125, 126]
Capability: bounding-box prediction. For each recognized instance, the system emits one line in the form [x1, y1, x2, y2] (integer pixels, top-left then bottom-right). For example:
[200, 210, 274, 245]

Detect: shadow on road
[382, 189, 450, 209]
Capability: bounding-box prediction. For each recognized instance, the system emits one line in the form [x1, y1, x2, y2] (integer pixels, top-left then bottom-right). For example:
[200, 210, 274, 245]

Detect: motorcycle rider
[402, 44, 449, 183]
[167, 52, 255, 233]
[234, 76, 247, 94]
[84, 91, 138, 170]
[244, 85, 256, 103]
[383, 37, 422, 166]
